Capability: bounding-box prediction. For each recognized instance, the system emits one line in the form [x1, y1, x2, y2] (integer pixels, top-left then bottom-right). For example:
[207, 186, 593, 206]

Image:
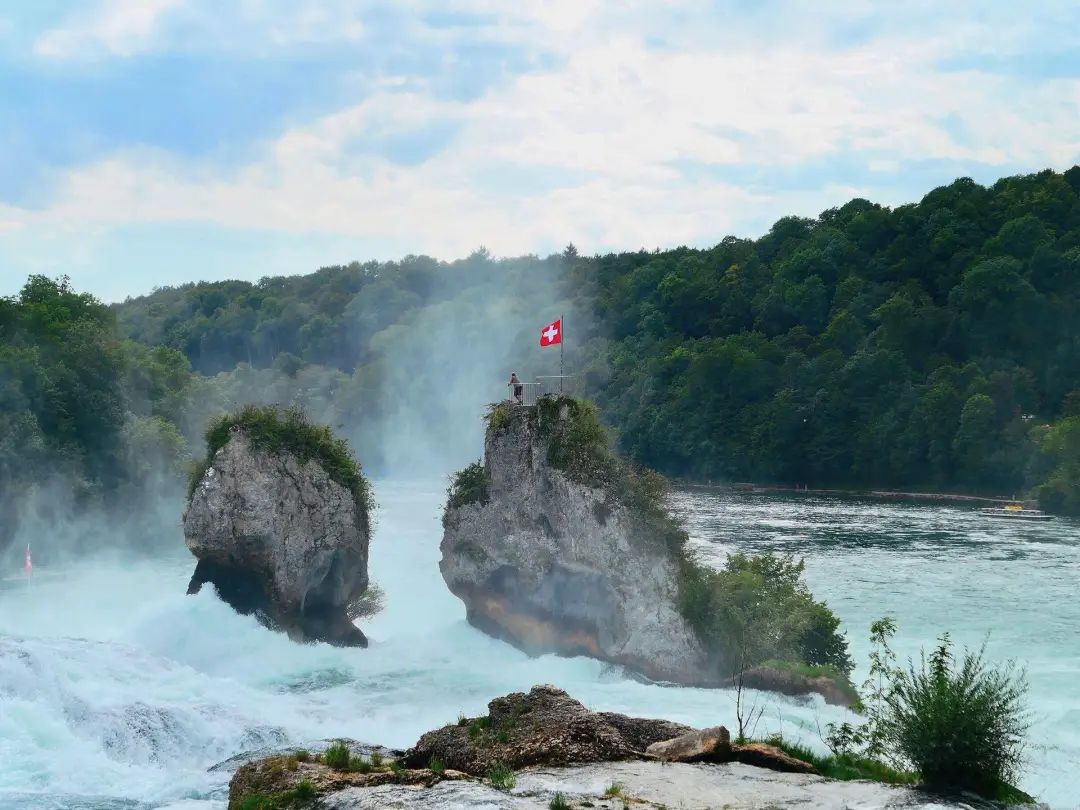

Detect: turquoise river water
[0, 482, 1076, 808]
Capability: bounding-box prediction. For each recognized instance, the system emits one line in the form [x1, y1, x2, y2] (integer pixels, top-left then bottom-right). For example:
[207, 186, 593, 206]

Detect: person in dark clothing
[510, 372, 523, 404]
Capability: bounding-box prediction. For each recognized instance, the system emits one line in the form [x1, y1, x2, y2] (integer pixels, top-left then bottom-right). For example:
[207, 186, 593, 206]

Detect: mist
[172, 249, 604, 483]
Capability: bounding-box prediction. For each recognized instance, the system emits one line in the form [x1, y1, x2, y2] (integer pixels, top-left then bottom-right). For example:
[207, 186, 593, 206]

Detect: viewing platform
[506, 375, 579, 407]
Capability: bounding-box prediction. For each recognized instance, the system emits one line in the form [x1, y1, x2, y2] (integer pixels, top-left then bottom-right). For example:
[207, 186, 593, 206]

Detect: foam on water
[0, 482, 1077, 808]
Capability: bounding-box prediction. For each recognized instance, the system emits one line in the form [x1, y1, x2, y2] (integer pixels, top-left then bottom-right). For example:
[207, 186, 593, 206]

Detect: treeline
[6, 166, 1079, 539]
[116, 167, 1080, 510]
[591, 167, 1080, 510]
[0, 276, 196, 552]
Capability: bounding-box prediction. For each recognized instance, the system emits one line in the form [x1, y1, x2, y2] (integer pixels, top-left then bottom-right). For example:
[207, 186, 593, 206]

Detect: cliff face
[184, 431, 370, 646]
[440, 401, 716, 685]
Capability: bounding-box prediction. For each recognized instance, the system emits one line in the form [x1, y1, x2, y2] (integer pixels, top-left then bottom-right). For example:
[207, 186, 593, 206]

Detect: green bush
[825, 621, 1032, 802]
[486, 401, 512, 431]
[445, 461, 491, 520]
[549, 793, 572, 810]
[324, 740, 351, 770]
[677, 551, 852, 678]
[429, 756, 446, 774]
[536, 396, 618, 488]
[293, 779, 315, 800]
[193, 405, 373, 530]
[886, 635, 1030, 796]
[487, 760, 517, 791]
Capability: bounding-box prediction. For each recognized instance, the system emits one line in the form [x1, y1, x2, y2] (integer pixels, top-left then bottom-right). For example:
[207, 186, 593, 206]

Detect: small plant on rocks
[324, 740, 351, 770]
[487, 760, 517, 791]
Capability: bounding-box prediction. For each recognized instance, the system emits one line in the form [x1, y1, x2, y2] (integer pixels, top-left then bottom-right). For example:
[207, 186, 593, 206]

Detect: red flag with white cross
[539, 318, 562, 347]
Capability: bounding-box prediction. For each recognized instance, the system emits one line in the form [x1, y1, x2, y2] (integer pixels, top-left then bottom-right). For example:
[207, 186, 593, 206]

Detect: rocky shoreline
[227, 685, 1028, 809]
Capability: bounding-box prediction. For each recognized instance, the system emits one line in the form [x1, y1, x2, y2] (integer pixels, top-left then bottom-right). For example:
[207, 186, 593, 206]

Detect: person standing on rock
[510, 372, 523, 405]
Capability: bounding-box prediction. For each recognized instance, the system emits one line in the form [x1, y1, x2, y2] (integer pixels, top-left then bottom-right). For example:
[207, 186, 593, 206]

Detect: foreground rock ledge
[229, 685, 1009, 810]
[184, 430, 370, 646]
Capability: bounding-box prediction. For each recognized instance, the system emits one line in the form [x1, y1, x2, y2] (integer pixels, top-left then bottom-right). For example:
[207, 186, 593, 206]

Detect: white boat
[979, 504, 1054, 521]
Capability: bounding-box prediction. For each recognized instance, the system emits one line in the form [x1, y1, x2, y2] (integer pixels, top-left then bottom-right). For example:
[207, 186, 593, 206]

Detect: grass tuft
[324, 740, 351, 770]
[487, 760, 517, 791]
[761, 734, 916, 785]
[293, 779, 315, 800]
[549, 792, 572, 810]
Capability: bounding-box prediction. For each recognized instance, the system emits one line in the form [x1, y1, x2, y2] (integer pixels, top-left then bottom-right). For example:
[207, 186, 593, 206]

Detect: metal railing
[536, 375, 580, 396]
[507, 381, 541, 407]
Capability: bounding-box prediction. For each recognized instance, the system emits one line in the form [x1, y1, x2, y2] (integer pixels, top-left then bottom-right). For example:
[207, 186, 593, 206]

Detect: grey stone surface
[183, 431, 370, 645]
[440, 404, 713, 685]
[320, 760, 999, 809]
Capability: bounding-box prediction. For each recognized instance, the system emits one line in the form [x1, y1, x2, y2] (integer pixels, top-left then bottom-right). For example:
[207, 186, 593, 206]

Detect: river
[0, 482, 1076, 809]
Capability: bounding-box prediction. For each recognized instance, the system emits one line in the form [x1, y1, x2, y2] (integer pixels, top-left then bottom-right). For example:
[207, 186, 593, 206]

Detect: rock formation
[440, 398, 716, 685]
[184, 428, 371, 646]
[401, 684, 691, 772]
[226, 685, 976, 809]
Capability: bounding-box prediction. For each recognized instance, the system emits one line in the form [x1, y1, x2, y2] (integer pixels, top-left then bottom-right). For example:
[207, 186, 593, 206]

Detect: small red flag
[540, 318, 562, 347]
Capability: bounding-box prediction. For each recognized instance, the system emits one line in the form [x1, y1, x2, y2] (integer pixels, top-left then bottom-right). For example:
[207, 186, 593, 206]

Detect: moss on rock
[189, 404, 373, 531]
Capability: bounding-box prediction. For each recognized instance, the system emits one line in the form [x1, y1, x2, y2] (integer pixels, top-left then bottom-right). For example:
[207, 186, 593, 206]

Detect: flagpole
[560, 313, 564, 393]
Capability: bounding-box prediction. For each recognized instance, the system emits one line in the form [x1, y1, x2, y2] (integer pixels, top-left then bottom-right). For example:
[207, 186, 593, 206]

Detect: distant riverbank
[680, 482, 1035, 508]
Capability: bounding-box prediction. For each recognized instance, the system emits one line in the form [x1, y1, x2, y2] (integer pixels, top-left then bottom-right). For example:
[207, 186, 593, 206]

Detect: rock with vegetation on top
[440, 396, 855, 700]
[440, 396, 715, 685]
[235, 686, 1007, 810]
[401, 684, 692, 773]
[184, 405, 376, 647]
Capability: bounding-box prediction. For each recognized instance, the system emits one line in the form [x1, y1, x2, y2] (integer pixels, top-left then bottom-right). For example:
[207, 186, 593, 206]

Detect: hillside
[5, 165, 1078, 550]
[111, 166, 1080, 511]
[593, 168, 1080, 503]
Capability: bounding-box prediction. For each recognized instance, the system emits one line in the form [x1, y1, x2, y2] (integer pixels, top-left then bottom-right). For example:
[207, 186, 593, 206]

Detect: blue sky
[0, 1, 1078, 301]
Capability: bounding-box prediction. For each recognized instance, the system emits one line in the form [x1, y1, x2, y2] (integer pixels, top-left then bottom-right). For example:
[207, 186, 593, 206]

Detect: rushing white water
[0, 481, 1077, 809]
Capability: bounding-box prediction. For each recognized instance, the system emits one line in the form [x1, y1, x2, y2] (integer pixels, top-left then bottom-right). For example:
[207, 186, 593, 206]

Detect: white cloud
[34, 0, 186, 59]
[12, 1, 1080, 264]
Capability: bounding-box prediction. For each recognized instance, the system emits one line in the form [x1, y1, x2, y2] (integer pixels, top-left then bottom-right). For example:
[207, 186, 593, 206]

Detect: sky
[0, 1, 1078, 302]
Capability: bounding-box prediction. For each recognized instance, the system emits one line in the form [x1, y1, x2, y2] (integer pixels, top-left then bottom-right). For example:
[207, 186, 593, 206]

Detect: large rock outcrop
[227, 686, 1000, 809]
[440, 399, 716, 685]
[184, 429, 371, 646]
[402, 684, 692, 773]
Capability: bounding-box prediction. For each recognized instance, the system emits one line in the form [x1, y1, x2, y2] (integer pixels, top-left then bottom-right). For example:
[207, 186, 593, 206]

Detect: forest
[4, 165, 1080, 552]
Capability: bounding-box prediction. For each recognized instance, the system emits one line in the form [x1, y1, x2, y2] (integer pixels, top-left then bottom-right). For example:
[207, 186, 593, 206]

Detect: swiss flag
[540, 318, 562, 347]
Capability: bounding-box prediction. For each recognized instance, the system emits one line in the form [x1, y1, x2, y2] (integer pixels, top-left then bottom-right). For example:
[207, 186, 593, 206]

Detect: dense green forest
[4, 166, 1080, 552]
[0, 276, 195, 552]
[593, 168, 1080, 507]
